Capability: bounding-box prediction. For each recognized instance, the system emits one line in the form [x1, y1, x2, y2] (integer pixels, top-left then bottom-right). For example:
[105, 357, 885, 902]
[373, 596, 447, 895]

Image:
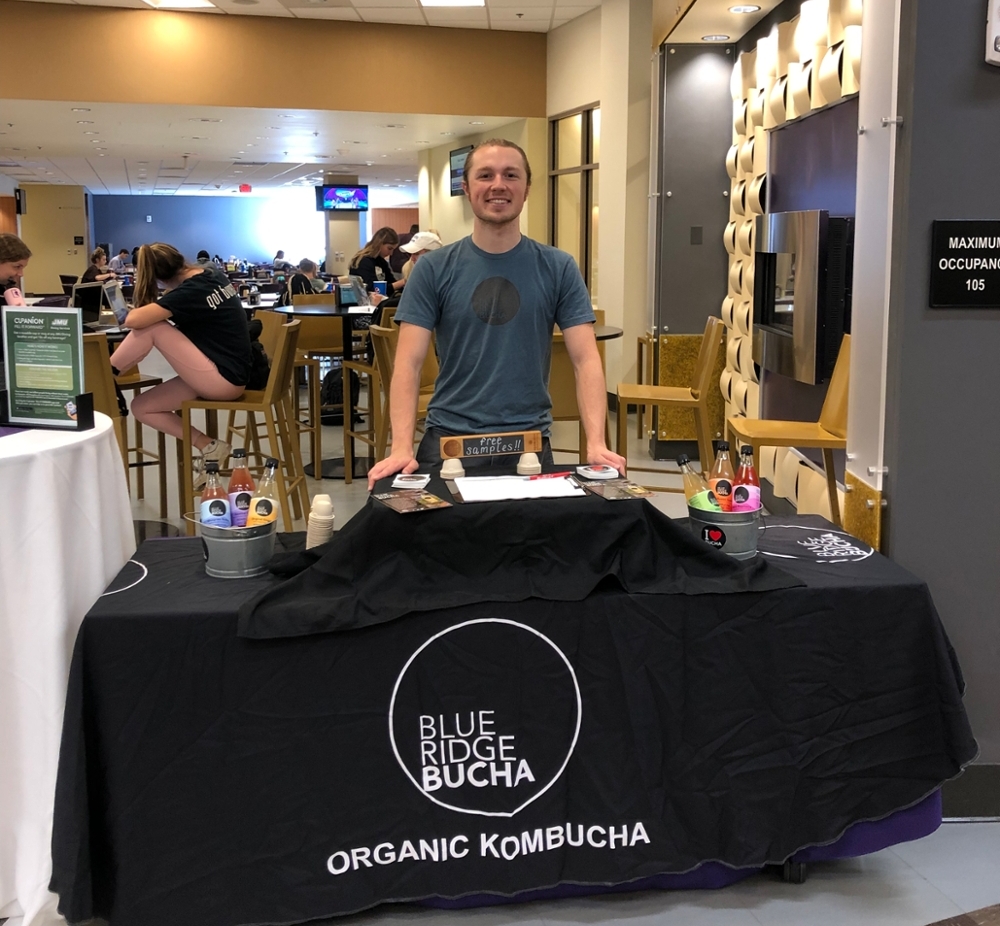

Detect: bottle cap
[233, 448, 247, 459]
[718, 441, 730, 451]
[741, 445, 752, 455]
[204, 461, 219, 473]
[676, 454, 690, 467]
[265, 458, 278, 468]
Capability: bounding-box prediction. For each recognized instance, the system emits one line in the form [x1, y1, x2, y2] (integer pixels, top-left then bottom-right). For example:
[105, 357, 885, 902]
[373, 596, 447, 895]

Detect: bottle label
[732, 484, 761, 512]
[229, 490, 253, 527]
[200, 497, 232, 528]
[688, 489, 721, 511]
[246, 497, 279, 527]
[709, 478, 733, 511]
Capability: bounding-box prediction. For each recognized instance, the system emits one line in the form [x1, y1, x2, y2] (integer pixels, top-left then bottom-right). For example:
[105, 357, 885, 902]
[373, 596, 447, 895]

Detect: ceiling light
[419, 0, 484, 6]
[90, 139, 104, 144]
[84, 131, 98, 135]
[232, 0, 258, 4]
[729, 4, 760, 11]
[378, 124, 405, 129]
[469, 121, 485, 125]
[279, 114, 296, 119]
[189, 118, 222, 123]
[96, 147, 107, 151]
[702, 34, 731, 41]
[142, 0, 216, 8]
[440, 131, 455, 136]
[416, 140, 430, 144]
[77, 120, 94, 125]
[72, 108, 90, 112]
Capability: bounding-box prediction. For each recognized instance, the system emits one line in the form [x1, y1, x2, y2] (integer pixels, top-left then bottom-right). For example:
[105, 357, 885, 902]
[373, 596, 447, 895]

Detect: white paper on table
[453, 475, 586, 502]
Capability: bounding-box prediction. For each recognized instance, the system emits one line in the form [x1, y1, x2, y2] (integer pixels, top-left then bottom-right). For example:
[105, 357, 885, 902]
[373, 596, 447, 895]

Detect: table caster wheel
[782, 860, 807, 884]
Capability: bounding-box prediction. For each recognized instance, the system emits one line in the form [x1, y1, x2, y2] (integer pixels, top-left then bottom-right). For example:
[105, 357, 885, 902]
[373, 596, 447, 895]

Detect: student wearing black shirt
[0, 233, 32, 374]
[81, 247, 116, 284]
[109, 242, 252, 470]
[277, 258, 320, 306]
[349, 227, 405, 295]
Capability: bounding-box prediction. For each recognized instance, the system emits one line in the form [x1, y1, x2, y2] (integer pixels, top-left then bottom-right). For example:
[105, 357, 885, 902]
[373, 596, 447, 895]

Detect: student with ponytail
[109, 243, 252, 473]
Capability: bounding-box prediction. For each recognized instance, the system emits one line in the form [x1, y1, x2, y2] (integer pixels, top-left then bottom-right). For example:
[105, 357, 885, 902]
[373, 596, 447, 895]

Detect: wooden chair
[82, 332, 128, 471]
[368, 323, 433, 460]
[727, 334, 850, 527]
[115, 370, 168, 518]
[616, 316, 725, 485]
[180, 320, 308, 532]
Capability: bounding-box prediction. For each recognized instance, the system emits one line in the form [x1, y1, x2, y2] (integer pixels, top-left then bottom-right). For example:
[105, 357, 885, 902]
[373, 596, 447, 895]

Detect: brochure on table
[2, 306, 86, 428]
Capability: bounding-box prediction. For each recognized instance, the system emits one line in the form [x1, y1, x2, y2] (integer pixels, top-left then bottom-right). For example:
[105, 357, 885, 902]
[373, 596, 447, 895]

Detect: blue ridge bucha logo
[389, 619, 581, 817]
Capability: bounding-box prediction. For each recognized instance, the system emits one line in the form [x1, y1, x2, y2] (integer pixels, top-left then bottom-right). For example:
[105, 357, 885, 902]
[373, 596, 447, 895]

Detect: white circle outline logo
[388, 618, 582, 818]
[757, 523, 874, 564]
[99, 559, 149, 596]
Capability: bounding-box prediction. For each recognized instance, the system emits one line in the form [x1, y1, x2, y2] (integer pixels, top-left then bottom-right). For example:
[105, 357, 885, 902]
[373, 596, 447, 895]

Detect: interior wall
[417, 119, 547, 248]
[0, 198, 16, 235]
[547, 7, 602, 116]
[884, 0, 1000, 764]
[371, 208, 419, 237]
[18, 185, 89, 293]
[0, 0, 545, 117]
[92, 194, 326, 267]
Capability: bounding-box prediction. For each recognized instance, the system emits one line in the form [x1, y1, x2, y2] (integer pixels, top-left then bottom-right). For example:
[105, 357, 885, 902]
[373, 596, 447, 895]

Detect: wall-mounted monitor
[449, 145, 474, 197]
[315, 185, 369, 212]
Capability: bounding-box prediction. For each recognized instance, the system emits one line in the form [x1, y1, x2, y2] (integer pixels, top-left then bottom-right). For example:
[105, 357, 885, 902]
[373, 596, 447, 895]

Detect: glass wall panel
[591, 108, 601, 164]
[589, 168, 599, 294]
[556, 173, 583, 267]
[557, 114, 583, 170]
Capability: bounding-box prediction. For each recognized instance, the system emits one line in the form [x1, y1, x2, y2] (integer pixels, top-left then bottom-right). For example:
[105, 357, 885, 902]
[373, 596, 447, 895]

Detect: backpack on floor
[319, 368, 360, 425]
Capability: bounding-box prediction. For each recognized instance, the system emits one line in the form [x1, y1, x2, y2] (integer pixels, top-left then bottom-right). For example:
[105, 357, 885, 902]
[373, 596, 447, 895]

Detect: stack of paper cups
[305, 494, 335, 549]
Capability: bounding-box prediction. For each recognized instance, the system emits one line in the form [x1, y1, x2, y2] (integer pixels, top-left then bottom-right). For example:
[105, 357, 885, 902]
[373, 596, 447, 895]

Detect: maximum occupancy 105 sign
[930, 221, 1000, 308]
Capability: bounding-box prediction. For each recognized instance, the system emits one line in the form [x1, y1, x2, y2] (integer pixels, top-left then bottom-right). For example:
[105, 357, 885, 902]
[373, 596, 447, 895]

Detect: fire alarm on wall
[988, 0, 1000, 65]
[146, 215, 152, 223]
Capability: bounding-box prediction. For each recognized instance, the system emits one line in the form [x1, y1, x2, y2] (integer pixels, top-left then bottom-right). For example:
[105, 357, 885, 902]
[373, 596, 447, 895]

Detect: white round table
[0, 413, 135, 926]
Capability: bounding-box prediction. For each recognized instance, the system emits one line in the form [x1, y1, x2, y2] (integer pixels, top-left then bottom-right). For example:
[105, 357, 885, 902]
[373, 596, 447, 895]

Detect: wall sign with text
[930, 221, 1000, 308]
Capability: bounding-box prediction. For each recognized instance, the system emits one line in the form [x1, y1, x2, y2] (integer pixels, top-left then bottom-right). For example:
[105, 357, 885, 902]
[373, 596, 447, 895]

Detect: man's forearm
[574, 353, 609, 452]
[388, 360, 421, 455]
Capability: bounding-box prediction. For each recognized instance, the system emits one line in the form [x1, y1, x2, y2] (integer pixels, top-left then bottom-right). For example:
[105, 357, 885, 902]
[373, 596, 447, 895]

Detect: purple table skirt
[422, 790, 942, 909]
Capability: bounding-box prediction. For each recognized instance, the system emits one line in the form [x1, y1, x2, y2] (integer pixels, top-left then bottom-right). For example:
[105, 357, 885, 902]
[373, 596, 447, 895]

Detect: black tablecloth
[51, 515, 977, 926]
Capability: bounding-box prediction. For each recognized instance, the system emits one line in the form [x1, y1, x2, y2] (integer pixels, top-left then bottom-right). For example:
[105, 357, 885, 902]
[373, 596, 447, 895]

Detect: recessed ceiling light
[84, 131, 98, 135]
[279, 114, 296, 119]
[378, 124, 405, 129]
[469, 121, 485, 125]
[90, 139, 104, 144]
[77, 120, 94, 125]
[416, 140, 430, 144]
[702, 34, 731, 41]
[420, 0, 484, 6]
[72, 108, 90, 112]
[268, 126, 283, 131]
[440, 131, 455, 136]
[729, 4, 760, 11]
[255, 136, 269, 140]
[189, 118, 222, 123]
[96, 147, 107, 151]
[98, 154, 106, 157]
[142, 0, 216, 8]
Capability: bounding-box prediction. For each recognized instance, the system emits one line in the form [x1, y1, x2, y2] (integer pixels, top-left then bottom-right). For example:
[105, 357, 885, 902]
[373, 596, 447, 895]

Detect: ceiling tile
[217, 0, 295, 15]
[423, 6, 487, 24]
[351, 0, 421, 7]
[289, 4, 359, 15]
[492, 18, 548, 30]
[490, 6, 551, 20]
[357, 5, 425, 21]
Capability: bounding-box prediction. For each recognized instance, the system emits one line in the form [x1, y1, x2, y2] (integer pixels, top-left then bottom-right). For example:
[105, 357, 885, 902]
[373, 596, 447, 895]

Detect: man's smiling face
[463, 145, 530, 228]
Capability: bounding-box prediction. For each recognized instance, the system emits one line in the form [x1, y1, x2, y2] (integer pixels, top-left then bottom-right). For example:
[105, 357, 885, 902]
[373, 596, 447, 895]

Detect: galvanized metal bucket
[185, 514, 278, 579]
[687, 505, 761, 559]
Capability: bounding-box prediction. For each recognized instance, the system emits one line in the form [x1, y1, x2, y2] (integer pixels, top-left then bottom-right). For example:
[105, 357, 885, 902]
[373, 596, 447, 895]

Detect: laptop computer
[103, 281, 130, 324]
[72, 282, 119, 332]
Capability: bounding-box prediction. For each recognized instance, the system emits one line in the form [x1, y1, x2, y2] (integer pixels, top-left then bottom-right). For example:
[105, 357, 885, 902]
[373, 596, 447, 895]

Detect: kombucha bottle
[708, 442, 736, 512]
[732, 445, 761, 512]
[227, 449, 256, 527]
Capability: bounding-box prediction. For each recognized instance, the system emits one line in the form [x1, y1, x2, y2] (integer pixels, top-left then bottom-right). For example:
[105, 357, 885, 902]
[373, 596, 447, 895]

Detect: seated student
[81, 248, 117, 284]
[400, 231, 443, 281]
[277, 258, 320, 306]
[109, 248, 131, 274]
[349, 227, 405, 295]
[272, 250, 294, 273]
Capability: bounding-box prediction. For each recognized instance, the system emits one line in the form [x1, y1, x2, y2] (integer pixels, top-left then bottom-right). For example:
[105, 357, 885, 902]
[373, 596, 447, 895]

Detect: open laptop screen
[71, 282, 105, 323]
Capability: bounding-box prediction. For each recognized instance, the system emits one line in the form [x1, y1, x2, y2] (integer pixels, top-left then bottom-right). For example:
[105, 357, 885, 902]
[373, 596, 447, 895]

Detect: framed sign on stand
[1, 305, 94, 431]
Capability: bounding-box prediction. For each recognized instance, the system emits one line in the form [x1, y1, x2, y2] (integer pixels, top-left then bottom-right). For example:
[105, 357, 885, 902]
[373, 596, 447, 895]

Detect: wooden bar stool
[115, 371, 168, 518]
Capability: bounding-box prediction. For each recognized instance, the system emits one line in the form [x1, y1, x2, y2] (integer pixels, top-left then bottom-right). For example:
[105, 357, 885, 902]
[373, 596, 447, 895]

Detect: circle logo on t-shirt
[471, 277, 521, 326]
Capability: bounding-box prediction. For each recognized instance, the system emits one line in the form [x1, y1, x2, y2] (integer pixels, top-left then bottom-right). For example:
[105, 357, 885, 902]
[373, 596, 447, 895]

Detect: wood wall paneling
[0, 0, 545, 117]
[371, 208, 419, 236]
[0, 197, 17, 235]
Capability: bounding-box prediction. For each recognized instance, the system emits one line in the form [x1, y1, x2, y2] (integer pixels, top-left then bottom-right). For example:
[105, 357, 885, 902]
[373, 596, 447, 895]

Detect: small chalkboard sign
[440, 430, 543, 460]
[930, 221, 1000, 308]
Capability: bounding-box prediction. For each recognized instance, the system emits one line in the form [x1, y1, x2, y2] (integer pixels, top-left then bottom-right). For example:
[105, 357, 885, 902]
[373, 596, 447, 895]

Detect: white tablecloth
[0, 413, 135, 926]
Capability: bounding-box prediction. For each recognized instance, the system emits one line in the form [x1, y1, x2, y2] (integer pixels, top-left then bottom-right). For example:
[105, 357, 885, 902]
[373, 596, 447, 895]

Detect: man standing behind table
[368, 139, 625, 487]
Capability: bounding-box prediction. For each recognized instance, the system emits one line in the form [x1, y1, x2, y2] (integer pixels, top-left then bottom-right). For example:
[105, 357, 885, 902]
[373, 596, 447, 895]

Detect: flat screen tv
[315, 185, 369, 212]
[449, 145, 474, 197]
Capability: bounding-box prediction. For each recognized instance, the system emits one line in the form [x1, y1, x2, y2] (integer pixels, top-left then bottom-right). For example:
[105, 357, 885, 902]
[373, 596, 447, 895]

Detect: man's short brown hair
[463, 139, 532, 188]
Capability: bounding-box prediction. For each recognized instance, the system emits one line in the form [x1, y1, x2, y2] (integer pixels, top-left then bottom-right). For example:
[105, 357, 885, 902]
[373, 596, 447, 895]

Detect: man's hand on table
[588, 444, 627, 477]
[367, 451, 419, 490]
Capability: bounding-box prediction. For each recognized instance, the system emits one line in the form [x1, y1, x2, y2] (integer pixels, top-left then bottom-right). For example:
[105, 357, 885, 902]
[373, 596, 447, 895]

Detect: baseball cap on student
[400, 232, 443, 254]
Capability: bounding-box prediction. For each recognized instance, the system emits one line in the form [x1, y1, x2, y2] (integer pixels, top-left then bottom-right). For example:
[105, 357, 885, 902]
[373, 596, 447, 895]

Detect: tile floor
[121, 352, 1000, 926]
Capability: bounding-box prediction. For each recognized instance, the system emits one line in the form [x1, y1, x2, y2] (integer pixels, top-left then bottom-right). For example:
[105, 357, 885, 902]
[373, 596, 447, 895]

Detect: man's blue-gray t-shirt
[394, 236, 595, 435]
